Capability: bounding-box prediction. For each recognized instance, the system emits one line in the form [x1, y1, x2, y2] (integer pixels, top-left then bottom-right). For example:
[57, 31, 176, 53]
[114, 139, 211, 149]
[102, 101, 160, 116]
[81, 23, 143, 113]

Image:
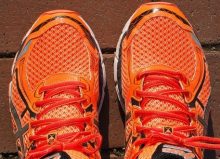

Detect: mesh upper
[12, 16, 101, 158]
[12, 75, 30, 126]
[131, 16, 196, 79]
[127, 16, 198, 130]
[142, 82, 186, 133]
[26, 23, 96, 142]
[123, 15, 210, 158]
[198, 65, 211, 106]
[26, 24, 93, 134]
[40, 92, 83, 134]
[12, 75, 25, 113]
[27, 24, 91, 90]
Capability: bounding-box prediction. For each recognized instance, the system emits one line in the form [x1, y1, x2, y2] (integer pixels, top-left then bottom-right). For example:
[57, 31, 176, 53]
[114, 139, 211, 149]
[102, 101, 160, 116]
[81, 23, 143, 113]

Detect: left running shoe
[9, 10, 105, 159]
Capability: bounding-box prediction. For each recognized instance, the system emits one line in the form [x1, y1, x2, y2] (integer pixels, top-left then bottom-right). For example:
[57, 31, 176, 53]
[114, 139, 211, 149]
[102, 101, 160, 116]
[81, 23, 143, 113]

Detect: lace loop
[132, 70, 220, 157]
[28, 81, 101, 158]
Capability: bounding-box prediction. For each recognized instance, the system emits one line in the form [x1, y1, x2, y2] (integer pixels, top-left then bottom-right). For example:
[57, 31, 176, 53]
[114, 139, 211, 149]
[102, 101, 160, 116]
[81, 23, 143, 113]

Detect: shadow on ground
[99, 86, 110, 159]
[204, 112, 216, 159]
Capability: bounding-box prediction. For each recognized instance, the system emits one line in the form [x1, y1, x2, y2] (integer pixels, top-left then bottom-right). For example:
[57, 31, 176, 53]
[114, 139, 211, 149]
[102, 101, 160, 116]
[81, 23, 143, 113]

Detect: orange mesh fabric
[124, 120, 133, 158]
[26, 23, 94, 138]
[128, 16, 198, 135]
[131, 16, 196, 80]
[143, 80, 186, 131]
[198, 64, 211, 107]
[12, 75, 31, 126]
[124, 17, 198, 157]
[39, 91, 83, 135]
[65, 150, 89, 159]
[122, 47, 131, 104]
[125, 142, 133, 159]
[27, 24, 90, 90]
[12, 75, 25, 113]
[195, 103, 204, 136]
[23, 132, 31, 150]
[11, 114, 18, 133]
[122, 10, 211, 158]
[138, 144, 159, 159]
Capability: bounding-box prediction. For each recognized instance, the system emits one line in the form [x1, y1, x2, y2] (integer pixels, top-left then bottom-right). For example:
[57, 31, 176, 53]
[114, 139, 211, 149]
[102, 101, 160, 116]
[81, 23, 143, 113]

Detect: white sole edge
[114, 11, 135, 111]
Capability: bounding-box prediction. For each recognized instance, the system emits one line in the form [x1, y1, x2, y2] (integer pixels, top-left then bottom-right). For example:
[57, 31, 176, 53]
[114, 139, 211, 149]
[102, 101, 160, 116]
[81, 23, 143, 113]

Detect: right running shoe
[9, 10, 105, 159]
[114, 2, 220, 159]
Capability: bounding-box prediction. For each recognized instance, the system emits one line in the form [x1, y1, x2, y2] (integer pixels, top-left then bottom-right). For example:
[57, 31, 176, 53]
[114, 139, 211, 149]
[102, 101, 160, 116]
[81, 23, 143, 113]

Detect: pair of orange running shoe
[9, 2, 220, 159]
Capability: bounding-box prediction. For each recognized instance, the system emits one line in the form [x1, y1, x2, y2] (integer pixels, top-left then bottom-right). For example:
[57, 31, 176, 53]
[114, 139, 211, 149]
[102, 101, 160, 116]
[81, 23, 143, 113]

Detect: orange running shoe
[114, 2, 220, 159]
[9, 10, 105, 159]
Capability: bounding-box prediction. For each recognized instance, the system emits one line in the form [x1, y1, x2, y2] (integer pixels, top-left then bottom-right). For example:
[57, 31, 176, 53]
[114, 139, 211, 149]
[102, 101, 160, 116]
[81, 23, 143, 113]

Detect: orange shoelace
[132, 70, 220, 158]
[27, 81, 102, 158]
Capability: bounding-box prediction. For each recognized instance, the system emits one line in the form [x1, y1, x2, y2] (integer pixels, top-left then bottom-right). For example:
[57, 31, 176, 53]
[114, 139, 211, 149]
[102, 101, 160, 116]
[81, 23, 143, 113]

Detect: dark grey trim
[15, 69, 36, 118]
[9, 94, 29, 155]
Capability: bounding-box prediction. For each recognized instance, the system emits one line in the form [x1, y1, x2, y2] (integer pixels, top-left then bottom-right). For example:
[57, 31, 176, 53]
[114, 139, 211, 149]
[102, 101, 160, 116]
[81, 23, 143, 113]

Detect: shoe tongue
[39, 73, 85, 134]
[151, 144, 197, 159]
[38, 75, 91, 159]
[142, 75, 187, 131]
[43, 73, 81, 86]
[42, 150, 89, 159]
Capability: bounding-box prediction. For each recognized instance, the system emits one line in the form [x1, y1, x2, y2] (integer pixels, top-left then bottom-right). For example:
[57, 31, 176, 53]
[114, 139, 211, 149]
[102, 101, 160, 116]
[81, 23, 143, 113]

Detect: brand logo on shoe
[163, 127, 173, 134]
[162, 144, 196, 159]
[47, 133, 57, 144]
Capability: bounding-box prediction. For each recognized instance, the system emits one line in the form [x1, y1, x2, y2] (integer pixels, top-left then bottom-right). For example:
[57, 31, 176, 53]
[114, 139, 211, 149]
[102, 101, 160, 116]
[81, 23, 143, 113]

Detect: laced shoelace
[27, 81, 102, 159]
[131, 70, 220, 158]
